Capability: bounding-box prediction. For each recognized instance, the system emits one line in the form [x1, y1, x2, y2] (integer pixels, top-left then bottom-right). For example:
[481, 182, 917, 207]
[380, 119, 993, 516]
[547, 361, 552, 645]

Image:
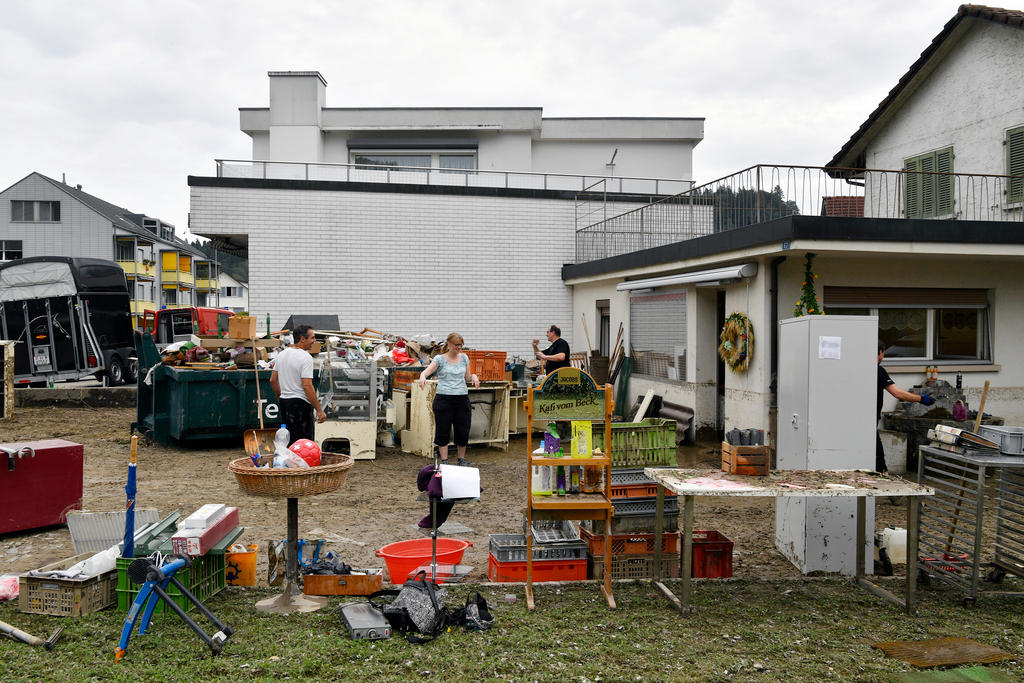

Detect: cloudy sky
[1, 1, 968, 240]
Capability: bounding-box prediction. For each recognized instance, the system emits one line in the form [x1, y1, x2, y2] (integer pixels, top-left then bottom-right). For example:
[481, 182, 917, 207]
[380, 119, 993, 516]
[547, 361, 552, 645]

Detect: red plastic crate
[487, 553, 587, 583]
[689, 529, 733, 579]
[578, 526, 680, 556]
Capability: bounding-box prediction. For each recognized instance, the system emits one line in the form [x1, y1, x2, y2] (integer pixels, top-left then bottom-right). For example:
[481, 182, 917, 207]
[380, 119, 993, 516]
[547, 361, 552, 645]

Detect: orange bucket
[226, 544, 258, 586]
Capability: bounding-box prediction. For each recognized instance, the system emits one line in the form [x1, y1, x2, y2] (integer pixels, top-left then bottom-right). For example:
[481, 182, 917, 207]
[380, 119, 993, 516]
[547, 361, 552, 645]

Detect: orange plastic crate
[610, 482, 680, 499]
[465, 350, 507, 381]
[579, 526, 680, 556]
[487, 553, 587, 583]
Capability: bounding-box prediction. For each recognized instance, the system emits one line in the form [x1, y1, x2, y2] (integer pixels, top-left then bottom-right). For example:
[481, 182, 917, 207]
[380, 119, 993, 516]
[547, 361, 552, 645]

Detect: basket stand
[254, 497, 329, 614]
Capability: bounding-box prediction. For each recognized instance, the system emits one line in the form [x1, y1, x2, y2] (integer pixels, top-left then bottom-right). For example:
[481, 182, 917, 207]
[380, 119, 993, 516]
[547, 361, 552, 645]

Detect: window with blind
[629, 288, 686, 380]
[1007, 125, 1024, 203]
[904, 147, 953, 218]
[824, 286, 990, 362]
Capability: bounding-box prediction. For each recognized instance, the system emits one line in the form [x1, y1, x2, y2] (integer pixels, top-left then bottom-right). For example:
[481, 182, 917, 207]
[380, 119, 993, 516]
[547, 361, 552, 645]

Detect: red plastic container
[689, 529, 733, 578]
[487, 553, 587, 583]
[376, 538, 471, 584]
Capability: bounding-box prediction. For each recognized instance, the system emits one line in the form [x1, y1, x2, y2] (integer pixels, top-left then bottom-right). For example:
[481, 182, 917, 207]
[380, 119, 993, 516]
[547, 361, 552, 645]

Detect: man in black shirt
[533, 325, 570, 374]
[877, 341, 933, 472]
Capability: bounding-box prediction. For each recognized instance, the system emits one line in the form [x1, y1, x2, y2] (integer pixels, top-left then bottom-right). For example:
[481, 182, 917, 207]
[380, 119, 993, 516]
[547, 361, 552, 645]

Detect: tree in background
[699, 184, 800, 232]
[193, 240, 248, 284]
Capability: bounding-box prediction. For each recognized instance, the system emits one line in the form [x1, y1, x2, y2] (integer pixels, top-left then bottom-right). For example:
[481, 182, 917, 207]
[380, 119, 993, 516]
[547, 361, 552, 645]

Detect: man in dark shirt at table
[533, 325, 570, 375]
[877, 341, 932, 472]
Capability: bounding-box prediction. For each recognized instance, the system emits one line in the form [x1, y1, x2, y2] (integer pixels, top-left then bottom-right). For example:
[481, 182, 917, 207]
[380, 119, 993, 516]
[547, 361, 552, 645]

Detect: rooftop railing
[214, 159, 691, 196]
[575, 164, 1024, 262]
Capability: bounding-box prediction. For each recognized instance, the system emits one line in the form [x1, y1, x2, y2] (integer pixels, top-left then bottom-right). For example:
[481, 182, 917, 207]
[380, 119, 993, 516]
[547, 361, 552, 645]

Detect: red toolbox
[1, 439, 83, 535]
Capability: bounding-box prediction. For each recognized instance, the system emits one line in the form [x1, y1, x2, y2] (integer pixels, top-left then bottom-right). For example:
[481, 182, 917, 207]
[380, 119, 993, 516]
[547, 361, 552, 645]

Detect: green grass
[2, 578, 1023, 681]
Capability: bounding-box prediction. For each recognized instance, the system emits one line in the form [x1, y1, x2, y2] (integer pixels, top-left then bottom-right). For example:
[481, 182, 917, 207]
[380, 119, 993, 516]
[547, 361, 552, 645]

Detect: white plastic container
[878, 526, 907, 564]
[977, 425, 1024, 456]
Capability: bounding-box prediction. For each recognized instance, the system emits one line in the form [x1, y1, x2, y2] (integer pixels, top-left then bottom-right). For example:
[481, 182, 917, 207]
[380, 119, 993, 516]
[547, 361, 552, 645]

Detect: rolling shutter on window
[1007, 126, 1024, 203]
[628, 289, 686, 356]
[824, 286, 988, 308]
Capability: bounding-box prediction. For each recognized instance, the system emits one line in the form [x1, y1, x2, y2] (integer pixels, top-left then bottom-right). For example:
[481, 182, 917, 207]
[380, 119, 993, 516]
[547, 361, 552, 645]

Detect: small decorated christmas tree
[793, 253, 823, 317]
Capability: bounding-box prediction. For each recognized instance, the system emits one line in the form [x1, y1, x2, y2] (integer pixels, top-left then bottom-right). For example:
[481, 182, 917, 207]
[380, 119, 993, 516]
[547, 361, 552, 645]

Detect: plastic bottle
[531, 465, 552, 496]
[956, 370, 963, 391]
[274, 424, 291, 458]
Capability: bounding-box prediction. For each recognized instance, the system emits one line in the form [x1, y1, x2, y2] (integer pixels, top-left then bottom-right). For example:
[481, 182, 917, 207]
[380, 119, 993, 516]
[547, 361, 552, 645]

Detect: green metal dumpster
[131, 331, 284, 445]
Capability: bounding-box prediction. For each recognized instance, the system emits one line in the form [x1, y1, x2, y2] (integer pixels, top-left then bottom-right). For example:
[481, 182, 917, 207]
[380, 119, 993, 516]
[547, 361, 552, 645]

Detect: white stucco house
[565, 4, 1024, 442]
[219, 272, 249, 313]
[2, 172, 215, 327]
[189, 70, 703, 356]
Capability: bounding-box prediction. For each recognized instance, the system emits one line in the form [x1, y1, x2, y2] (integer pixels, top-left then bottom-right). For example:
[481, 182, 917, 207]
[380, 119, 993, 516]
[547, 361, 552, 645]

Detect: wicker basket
[229, 452, 354, 497]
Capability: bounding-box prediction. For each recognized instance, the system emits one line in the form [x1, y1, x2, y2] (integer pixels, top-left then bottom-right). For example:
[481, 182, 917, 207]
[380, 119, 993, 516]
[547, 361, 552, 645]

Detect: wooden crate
[19, 552, 118, 617]
[721, 442, 770, 475]
[303, 569, 383, 596]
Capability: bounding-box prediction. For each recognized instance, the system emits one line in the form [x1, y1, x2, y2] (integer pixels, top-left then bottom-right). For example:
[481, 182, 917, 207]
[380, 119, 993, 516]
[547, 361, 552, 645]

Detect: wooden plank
[200, 338, 280, 349]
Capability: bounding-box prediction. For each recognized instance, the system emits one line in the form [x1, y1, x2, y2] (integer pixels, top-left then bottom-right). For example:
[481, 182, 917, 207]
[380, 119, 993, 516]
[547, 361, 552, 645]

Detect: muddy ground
[3, 404, 920, 584]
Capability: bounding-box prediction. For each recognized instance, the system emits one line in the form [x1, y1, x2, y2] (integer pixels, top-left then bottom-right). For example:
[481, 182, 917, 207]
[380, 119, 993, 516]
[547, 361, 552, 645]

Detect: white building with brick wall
[190, 71, 703, 356]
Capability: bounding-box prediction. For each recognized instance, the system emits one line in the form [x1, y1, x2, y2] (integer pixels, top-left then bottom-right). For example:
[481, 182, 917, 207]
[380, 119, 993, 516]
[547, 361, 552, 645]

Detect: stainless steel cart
[917, 445, 1024, 605]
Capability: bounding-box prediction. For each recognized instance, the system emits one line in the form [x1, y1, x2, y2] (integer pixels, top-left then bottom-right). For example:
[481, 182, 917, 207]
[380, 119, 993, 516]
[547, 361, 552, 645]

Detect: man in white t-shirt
[270, 324, 327, 444]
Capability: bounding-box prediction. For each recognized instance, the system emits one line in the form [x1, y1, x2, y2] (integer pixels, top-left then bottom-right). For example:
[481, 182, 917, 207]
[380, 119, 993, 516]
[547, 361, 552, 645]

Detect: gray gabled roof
[30, 172, 204, 258]
[827, 5, 1024, 169]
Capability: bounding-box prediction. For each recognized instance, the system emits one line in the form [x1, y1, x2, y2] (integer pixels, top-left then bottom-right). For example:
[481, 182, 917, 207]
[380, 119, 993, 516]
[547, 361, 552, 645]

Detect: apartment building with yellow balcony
[2, 172, 218, 327]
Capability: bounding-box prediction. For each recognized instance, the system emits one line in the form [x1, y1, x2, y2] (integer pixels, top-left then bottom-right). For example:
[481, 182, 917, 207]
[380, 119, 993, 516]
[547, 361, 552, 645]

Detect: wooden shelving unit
[524, 367, 615, 609]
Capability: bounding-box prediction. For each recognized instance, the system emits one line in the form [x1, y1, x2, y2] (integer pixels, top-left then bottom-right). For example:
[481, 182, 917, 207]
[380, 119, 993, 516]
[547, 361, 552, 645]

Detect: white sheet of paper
[439, 463, 481, 500]
[818, 335, 842, 360]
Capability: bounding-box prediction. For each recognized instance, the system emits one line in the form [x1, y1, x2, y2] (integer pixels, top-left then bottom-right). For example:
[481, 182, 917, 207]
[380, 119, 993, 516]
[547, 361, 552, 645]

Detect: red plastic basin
[375, 538, 472, 584]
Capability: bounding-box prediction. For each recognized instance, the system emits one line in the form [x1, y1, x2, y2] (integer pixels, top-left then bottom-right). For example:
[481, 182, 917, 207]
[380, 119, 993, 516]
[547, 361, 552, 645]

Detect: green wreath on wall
[718, 312, 754, 373]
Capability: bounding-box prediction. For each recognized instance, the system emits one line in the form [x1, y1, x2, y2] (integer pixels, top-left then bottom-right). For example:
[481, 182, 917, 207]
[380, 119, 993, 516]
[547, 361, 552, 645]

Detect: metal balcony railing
[575, 164, 1024, 263]
[214, 159, 691, 197]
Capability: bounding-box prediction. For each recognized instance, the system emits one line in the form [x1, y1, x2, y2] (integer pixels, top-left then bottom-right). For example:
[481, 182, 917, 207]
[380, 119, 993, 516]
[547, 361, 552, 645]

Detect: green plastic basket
[116, 553, 226, 613]
[593, 418, 677, 466]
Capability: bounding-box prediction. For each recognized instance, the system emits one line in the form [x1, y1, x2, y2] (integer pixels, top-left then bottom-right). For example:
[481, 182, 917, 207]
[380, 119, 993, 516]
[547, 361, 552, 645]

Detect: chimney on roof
[62, 173, 66, 184]
[76, 184, 82, 190]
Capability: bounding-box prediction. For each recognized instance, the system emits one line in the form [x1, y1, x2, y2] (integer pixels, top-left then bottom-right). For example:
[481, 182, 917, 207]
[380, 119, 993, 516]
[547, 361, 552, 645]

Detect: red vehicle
[141, 307, 234, 346]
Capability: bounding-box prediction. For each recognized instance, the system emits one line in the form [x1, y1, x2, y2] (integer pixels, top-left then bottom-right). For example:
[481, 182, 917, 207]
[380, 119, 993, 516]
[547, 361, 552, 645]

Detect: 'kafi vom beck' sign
[533, 367, 604, 420]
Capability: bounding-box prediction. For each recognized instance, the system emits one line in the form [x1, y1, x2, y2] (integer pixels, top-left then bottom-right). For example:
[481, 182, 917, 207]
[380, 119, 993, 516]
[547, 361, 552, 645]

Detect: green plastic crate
[116, 553, 225, 613]
[593, 418, 677, 466]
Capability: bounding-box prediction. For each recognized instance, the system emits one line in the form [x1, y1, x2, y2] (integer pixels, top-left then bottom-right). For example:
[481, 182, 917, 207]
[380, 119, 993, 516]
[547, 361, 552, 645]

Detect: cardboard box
[228, 316, 258, 340]
[172, 507, 239, 556]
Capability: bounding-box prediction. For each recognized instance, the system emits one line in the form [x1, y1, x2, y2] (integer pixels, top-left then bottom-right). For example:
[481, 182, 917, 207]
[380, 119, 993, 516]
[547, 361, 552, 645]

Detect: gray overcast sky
[1, 1, 972, 241]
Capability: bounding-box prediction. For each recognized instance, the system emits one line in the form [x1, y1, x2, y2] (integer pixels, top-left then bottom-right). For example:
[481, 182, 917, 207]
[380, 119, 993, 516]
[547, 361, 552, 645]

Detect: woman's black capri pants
[433, 394, 472, 447]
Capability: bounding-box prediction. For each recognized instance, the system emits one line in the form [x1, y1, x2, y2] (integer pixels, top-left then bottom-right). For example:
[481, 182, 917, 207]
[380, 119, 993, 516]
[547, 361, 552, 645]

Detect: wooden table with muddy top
[643, 468, 933, 614]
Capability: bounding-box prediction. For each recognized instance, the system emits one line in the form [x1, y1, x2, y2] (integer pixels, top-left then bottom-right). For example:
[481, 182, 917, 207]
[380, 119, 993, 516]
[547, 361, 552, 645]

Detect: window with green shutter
[904, 147, 954, 218]
[1007, 125, 1024, 203]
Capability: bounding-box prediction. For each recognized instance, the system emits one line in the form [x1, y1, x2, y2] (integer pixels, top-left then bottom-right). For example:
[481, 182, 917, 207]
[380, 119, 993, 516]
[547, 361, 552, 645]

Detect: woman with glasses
[417, 332, 480, 466]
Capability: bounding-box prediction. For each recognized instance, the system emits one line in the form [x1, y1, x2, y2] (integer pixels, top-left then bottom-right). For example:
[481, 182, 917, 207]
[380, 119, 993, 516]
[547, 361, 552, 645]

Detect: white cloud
[0, 0, 966, 235]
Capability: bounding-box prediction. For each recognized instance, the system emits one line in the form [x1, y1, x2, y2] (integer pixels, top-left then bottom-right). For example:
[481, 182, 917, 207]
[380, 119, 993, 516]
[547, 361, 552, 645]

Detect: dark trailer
[0, 256, 136, 386]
